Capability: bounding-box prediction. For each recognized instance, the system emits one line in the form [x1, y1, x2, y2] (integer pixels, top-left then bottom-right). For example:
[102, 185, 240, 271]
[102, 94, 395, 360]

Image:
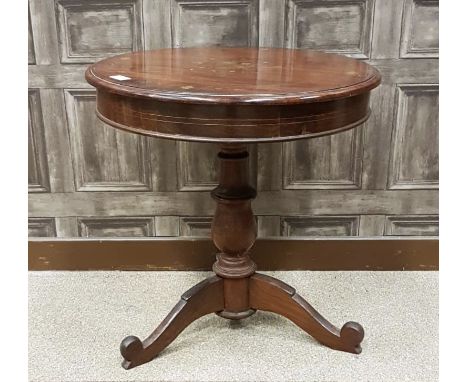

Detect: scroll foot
[249, 273, 364, 354]
[120, 275, 224, 369]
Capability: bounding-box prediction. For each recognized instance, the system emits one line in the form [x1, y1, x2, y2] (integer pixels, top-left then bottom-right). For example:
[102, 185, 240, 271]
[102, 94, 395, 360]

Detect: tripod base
[120, 145, 363, 370]
[120, 272, 364, 370]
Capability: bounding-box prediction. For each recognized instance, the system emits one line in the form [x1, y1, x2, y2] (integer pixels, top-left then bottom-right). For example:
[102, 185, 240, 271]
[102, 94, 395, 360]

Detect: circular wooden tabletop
[86, 48, 381, 143]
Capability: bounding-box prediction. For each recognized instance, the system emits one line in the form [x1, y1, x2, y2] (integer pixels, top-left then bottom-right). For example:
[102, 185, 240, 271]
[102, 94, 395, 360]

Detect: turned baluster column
[211, 144, 257, 319]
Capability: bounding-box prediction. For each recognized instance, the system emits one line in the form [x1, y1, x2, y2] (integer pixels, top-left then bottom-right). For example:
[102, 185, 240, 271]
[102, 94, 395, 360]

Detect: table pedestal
[120, 145, 364, 370]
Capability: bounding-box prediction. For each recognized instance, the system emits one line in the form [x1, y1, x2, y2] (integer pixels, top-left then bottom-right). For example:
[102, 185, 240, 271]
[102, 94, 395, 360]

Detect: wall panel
[29, 218, 56, 237]
[283, 127, 363, 189]
[177, 142, 219, 191]
[28, 0, 439, 239]
[385, 215, 438, 236]
[388, 84, 439, 190]
[400, 0, 439, 58]
[28, 8, 36, 64]
[55, 0, 143, 63]
[78, 217, 155, 237]
[171, 0, 259, 47]
[64, 89, 152, 191]
[281, 216, 359, 237]
[28, 90, 50, 193]
[285, 0, 374, 58]
[179, 217, 213, 236]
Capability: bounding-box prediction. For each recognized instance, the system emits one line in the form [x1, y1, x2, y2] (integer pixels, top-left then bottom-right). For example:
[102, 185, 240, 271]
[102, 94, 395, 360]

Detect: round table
[86, 47, 381, 370]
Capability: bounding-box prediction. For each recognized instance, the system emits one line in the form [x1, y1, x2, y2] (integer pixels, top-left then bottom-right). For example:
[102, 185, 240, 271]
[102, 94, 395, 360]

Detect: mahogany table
[85, 47, 381, 370]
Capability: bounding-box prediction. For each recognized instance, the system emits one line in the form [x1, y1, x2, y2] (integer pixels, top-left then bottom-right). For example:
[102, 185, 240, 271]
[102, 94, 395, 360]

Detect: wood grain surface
[85, 48, 380, 142]
[114, 143, 371, 369]
[85, 48, 380, 104]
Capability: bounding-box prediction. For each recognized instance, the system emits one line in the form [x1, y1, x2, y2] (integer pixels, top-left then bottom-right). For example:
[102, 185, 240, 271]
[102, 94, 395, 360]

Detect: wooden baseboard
[28, 237, 438, 271]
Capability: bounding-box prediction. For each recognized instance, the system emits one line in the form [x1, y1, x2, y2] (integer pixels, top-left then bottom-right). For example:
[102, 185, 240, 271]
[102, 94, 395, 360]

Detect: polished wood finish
[86, 48, 380, 104]
[120, 276, 224, 369]
[119, 147, 363, 369]
[86, 48, 380, 142]
[211, 145, 257, 279]
[28, 238, 439, 271]
[85, 48, 382, 369]
[249, 274, 364, 354]
[118, 147, 366, 369]
[120, 271, 365, 370]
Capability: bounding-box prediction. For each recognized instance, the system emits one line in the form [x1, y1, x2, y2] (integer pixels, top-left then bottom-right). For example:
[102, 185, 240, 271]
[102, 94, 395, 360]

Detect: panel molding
[281, 215, 360, 236]
[28, 0, 439, 240]
[176, 143, 256, 191]
[177, 142, 219, 191]
[385, 215, 438, 236]
[28, 90, 50, 193]
[179, 216, 213, 236]
[285, 0, 375, 58]
[78, 217, 155, 237]
[155, 216, 180, 236]
[283, 127, 363, 189]
[30, 0, 61, 64]
[28, 218, 57, 238]
[64, 89, 152, 192]
[55, 217, 79, 237]
[177, 216, 273, 237]
[400, 0, 439, 58]
[257, 215, 281, 237]
[388, 84, 439, 190]
[358, 214, 385, 236]
[28, 7, 36, 64]
[171, 0, 259, 47]
[55, 0, 144, 63]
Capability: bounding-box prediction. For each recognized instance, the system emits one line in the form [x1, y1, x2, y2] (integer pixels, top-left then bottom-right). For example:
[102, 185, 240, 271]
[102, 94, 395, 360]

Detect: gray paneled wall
[28, 0, 439, 238]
